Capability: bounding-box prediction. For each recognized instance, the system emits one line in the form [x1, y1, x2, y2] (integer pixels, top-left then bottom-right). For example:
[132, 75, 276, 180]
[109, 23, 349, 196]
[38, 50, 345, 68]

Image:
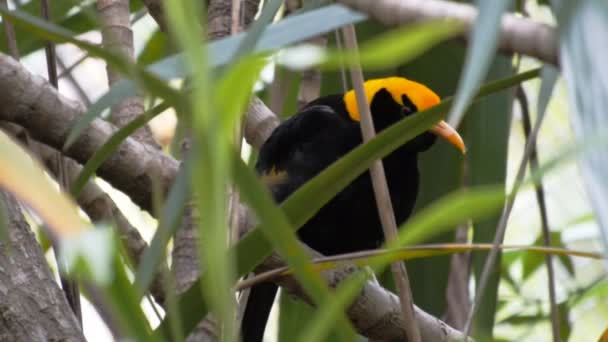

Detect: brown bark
[248, 216, 467, 342]
[142, 0, 169, 32]
[0, 122, 168, 306]
[97, 0, 160, 148]
[171, 0, 261, 340]
[337, 0, 559, 66]
[0, 53, 178, 213]
[0, 191, 85, 342]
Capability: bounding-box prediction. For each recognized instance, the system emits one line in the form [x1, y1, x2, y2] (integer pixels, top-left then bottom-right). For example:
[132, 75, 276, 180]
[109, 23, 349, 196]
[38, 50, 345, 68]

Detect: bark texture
[337, 0, 559, 66]
[253, 230, 467, 342]
[0, 54, 178, 213]
[97, 0, 159, 148]
[0, 192, 85, 342]
[0, 122, 168, 306]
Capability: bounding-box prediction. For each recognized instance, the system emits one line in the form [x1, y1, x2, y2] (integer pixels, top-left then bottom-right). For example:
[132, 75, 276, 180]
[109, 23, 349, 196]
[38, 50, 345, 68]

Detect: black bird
[241, 77, 465, 341]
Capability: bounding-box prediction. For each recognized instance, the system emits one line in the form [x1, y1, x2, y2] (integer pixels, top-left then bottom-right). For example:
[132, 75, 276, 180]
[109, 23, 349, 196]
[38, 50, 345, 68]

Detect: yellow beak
[430, 120, 466, 154]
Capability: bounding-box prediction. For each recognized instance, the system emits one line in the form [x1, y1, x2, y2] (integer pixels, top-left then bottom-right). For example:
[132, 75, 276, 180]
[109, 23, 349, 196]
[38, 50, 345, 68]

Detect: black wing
[241, 104, 353, 342]
[256, 104, 354, 202]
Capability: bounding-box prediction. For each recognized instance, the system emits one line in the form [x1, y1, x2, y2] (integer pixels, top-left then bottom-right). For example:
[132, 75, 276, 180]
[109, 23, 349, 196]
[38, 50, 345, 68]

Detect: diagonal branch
[336, 0, 559, 67]
[0, 53, 179, 213]
[0, 122, 168, 306]
[341, 23, 420, 342]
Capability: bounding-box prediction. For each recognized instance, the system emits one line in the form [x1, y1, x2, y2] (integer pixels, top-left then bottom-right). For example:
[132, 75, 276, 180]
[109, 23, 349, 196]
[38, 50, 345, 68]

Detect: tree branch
[336, 0, 559, 67]
[0, 191, 85, 342]
[0, 54, 178, 213]
[0, 122, 168, 306]
[245, 210, 466, 342]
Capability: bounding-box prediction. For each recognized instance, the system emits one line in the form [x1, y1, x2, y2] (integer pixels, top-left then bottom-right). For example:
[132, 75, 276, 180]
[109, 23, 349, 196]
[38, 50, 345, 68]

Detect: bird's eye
[401, 105, 413, 116]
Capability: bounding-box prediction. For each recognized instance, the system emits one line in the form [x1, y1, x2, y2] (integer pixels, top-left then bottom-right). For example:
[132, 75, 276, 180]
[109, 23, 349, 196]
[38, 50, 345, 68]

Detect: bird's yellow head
[343, 77, 466, 154]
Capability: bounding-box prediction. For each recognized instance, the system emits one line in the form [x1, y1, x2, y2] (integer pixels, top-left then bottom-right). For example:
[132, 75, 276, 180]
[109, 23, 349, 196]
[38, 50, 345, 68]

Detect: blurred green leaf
[522, 232, 575, 279]
[400, 41, 466, 315]
[233, 156, 356, 341]
[278, 291, 317, 342]
[447, 0, 513, 127]
[251, 243, 602, 280]
[554, 0, 608, 257]
[70, 101, 171, 198]
[0, 131, 86, 237]
[104, 254, 159, 342]
[164, 0, 238, 338]
[0, 2, 93, 56]
[231, 0, 282, 62]
[138, 29, 171, 66]
[134, 164, 190, 298]
[322, 20, 464, 71]
[466, 55, 515, 339]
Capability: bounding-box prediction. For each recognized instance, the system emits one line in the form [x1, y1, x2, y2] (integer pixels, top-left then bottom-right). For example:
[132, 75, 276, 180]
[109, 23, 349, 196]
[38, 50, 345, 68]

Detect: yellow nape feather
[343, 77, 441, 121]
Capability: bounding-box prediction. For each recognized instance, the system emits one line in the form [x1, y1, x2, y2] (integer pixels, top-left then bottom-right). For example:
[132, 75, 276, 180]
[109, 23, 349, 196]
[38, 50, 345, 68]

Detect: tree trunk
[0, 191, 85, 342]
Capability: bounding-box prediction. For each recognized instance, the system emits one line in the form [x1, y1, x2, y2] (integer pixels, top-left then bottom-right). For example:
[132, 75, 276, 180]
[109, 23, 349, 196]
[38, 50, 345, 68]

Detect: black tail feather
[241, 282, 278, 342]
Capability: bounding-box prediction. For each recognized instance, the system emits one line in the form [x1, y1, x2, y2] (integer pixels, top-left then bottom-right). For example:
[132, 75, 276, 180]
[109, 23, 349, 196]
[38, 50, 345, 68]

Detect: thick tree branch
[142, 0, 168, 32]
[0, 54, 178, 213]
[0, 51, 465, 341]
[0, 191, 85, 342]
[336, 0, 559, 67]
[245, 207, 466, 342]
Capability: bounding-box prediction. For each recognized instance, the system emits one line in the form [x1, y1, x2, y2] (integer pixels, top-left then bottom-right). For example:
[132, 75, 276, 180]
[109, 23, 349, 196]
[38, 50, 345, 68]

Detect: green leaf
[554, 0, 608, 257]
[466, 54, 515, 339]
[522, 232, 575, 279]
[230, 0, 282, 62]
[134, 164, 190, 298]
[0, 2, 97, 56]
[322, 20, 464, 71]
[138, 29, 171, 66]
[278, 291, 318, 342]
[70, 101, 170, 198]
[104, 254, 160, 342]
[0, 131, 86, 237]
[400, 41, 467, 315]
[447, 0, 513, 127]
[232, 157, 356, 341]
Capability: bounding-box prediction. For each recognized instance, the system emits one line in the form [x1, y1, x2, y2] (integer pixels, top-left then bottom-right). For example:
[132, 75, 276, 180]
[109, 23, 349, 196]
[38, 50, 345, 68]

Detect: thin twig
[463, 89, 550, 337]
[340, 24, 421, 342]
[56, 56, 92, 106]
[41, 0, 83, 324]
[516, 85, 560, 342]
[0, 0, 19, 59]
[333, 29, 349, 93]
[228, 0, 246, 247]
[237, 243, 601, 291]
